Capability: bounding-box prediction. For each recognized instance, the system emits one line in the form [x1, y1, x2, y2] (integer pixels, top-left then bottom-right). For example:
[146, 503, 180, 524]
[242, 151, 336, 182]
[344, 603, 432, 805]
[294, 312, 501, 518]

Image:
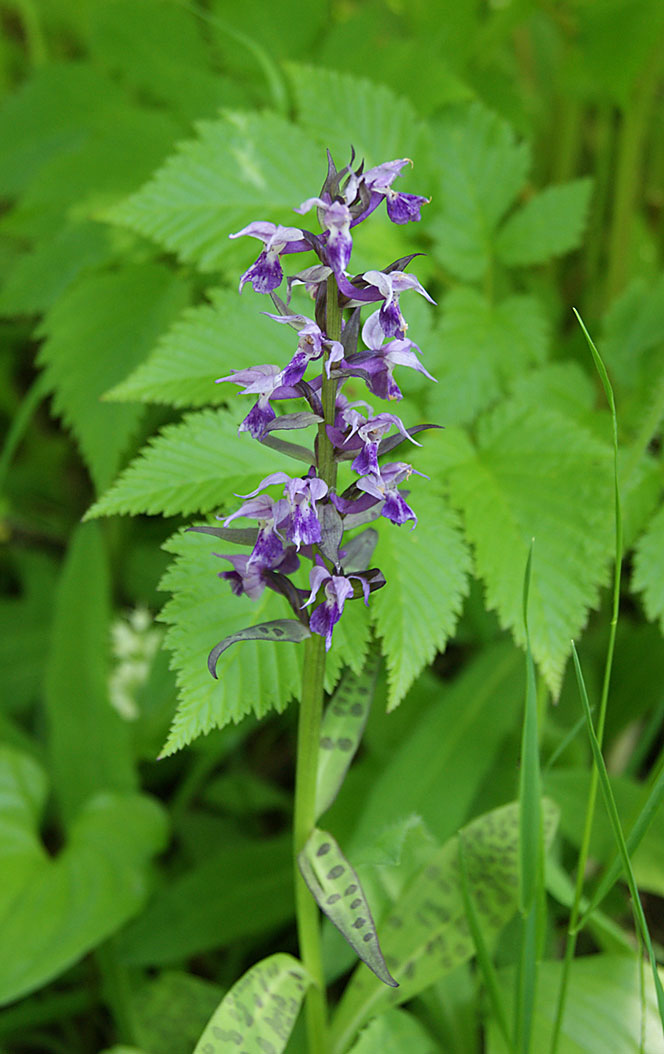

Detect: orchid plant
[188, 151, 437, 1052]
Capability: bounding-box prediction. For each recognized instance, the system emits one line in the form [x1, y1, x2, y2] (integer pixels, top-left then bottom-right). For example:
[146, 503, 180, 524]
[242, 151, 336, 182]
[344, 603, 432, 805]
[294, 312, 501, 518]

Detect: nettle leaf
[37, 264, 189, 494]
[85, 408, 295, 519]
[158, 530, 303, 756]
[105, 287, 296, 408]
[193, 953, 310, 1054]
[315, 651, 380, 820]
[106, 111, 322, 272]
[427, 287, 549, 426]
[495, 179, 592, 267]
[287, 63, 428, 172]
[632, 504, 664, 634]
[298, 829, 397, 988]
[429, 102, 529, 281]
[208, 620, 311, 679]
[369, 490, 471, 710]
[0, 746, 167, 1005]
[446, 401, 614, 695]
[331, 800, 559, 1049]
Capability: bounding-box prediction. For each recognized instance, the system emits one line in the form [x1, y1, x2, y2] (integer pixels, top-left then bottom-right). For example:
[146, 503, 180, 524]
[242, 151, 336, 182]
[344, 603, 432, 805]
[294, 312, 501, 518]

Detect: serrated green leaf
[287, 63, 427, 172]
[601, 273, 664, 389]
[429, 102, 530, 281]
[299, 828, 397, 987]
[427, 288, 549, 426]
[106, 111, 322, 272]
[44, 524, 135, 824]
[632, 504, 664, 633]
[369, 490, 471, 709]
[0, 745, 167, 1005]
[495, 179, 592, 267]
[117, 835, 293, 965]
[446, 402, 614, 695]
[316, 652, 379, 820]
[157, 529, 302, 755]
[193, 953, 310, 1054]
[331, 800, 559, 1049]
[105, 287, 296, 407]
[85, 408, 296, 519]
[0, 220, 114, 317]
[37, 264, 189, 493]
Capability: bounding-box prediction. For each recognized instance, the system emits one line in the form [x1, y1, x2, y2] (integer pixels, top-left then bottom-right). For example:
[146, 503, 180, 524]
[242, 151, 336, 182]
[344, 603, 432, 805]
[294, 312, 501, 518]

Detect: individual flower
[217, 545, 299, 600]
[295, 197, 353, 275]
[362, 270, 436, 338]
[216, 364, 300, 439]
[362, 158, 430, 224]
[229, 221, 308, 295]
[264, 312, 344, 383]
[233, 471, 329, 550]
[328, 409, 418, 476]
[357, 462, 426, 527]
[302, 558, 370, 650]
[343, 309, 436, 400]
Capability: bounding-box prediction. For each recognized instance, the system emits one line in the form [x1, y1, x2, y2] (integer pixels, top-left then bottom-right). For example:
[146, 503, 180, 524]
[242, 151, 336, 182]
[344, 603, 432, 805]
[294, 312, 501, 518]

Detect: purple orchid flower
[302, 557, 370, 651]
[216, 364, 301, 439]
[362, 270, 436, 339]
[264, 312, 344, 383]
[217, 544, 299, 600]
[295, 197, 353, 275]
[236, 471, 329, 550]
[357, 462, 427, 527]
[328, 408, 419, 476]
[229, 221, 308, 295]
[362, 158, 431, 225]
[343, 309, 437, 400]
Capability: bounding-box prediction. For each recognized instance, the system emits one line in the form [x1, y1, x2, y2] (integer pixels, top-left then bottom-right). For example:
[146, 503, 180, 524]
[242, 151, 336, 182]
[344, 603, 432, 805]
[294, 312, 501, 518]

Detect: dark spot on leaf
[337, 737, 353, 751]
[316, 842, 331, 857]
[352, 917, 367, 929]
[320, 736, 334, 749]
[327, 865, 345, 879]
[350, 898, 362, 909]
[363, 933, 373, 942]
[345, 884, 358, 895]
[351, 703, 363, 715]
[404, 961, 416, 979]
[327, 893, 341, 904]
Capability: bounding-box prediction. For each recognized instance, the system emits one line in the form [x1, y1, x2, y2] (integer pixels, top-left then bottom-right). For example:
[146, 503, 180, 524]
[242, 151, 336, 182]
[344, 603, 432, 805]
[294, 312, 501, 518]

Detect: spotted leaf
[193, 953, 309, 1054]
[208, 619, 311, 679]
[315, 650, 379, 819]
[298, 828, 397, 989]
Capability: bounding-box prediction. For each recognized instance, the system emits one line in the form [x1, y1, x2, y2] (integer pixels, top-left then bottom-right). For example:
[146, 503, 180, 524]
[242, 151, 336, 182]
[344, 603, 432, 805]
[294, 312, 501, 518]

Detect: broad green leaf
[85, 408, 296, 519]
[0, 550, 57, 713]
[495, 179, 592, 267]
[348, 1008, 437, 1053]
[157, 529, 302, 756]
[601, 273, 664, 390]
[427, 288, 549, 426]
[349, 645, 524, 854]
[106, 111, 322, 272]
[0, 745, 167, 1005]
[0, 63, 129, 196]
[299, 828, 397, 988]
[369, 490, 471, 709]
[44, 523, 135, 825]
[429, 102, 530, 281]
[0, 220, 114, 317]
[287, 63, 428, 174]
[193, 953, 310, 1054]
[104, 287, 295, 407]
[37, 264, 189, 493]
[331, 800, 559, 1050]
[633, 504, 664, 634]
[488, 955, 664, 1053]
[316, 651, 379, 820]
[129, 971, 222, 1054]
[118, 836, 293, 965]
[446, 401, 613, 695]
[507, 362, 596, 426]
[544, 768, 664, 897]
[88, 0, 233, 122]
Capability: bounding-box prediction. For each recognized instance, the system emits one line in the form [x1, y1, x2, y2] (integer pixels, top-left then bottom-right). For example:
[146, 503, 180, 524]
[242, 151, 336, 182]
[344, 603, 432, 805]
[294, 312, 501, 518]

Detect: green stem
[95, 939, 141, 1046]
[14, 0, 47, 66]
[293, 274, 342, 1054]
[605, 32, 664, 303]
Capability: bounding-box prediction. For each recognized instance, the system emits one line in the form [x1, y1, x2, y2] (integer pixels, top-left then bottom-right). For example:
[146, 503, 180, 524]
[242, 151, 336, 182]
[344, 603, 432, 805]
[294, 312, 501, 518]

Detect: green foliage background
[1, 1, 664, 1052]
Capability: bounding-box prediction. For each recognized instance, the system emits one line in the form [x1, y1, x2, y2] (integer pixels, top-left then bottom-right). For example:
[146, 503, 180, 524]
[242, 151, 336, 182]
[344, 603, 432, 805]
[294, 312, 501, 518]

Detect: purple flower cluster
[203, 152, 437, 656]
